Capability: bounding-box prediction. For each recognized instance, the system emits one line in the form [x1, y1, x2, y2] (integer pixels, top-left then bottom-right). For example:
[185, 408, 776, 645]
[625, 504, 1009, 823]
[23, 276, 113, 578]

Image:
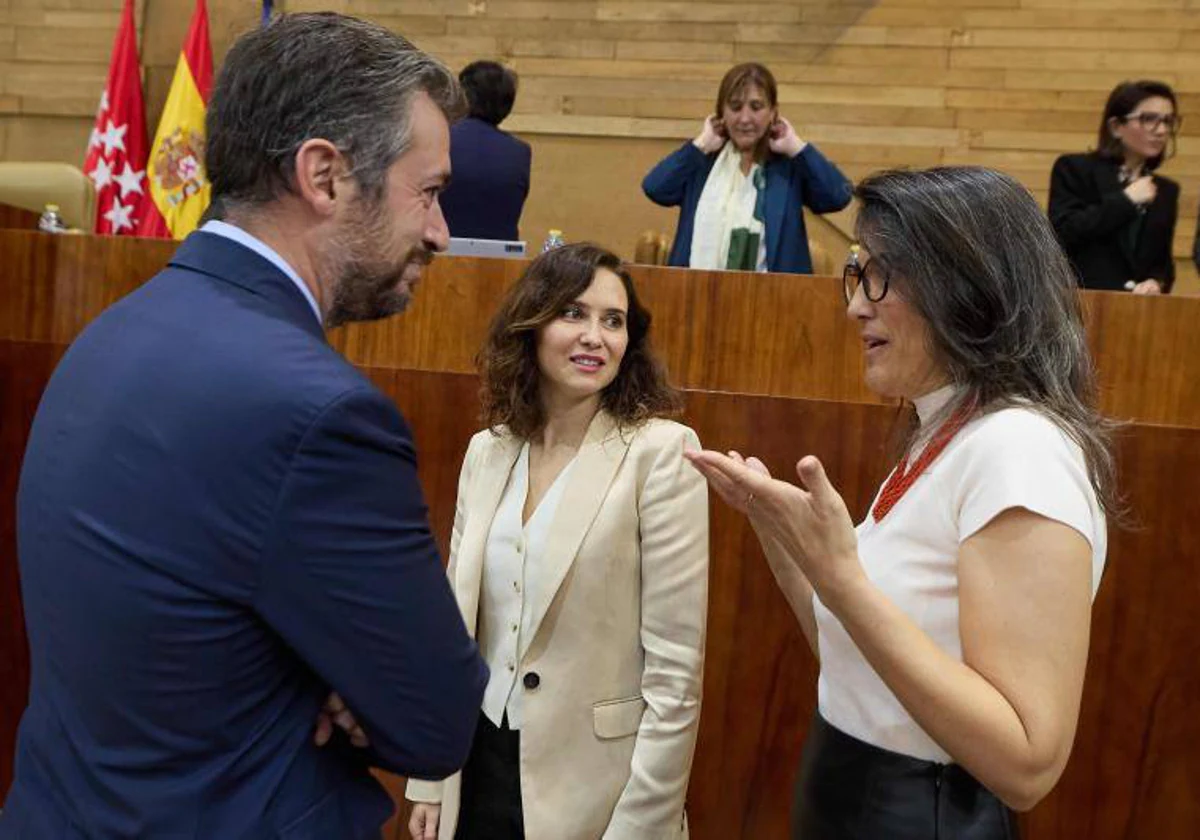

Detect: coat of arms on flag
[139, 0, 213, 240]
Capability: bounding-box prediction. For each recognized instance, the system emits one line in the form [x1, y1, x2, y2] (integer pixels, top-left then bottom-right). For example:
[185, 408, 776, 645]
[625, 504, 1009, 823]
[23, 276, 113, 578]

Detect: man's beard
[323, 200, 431, 329]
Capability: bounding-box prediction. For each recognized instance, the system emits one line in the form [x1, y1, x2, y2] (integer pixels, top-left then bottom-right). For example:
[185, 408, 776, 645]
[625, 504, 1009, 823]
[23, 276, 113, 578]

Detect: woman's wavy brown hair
[477, 242, 683, 439]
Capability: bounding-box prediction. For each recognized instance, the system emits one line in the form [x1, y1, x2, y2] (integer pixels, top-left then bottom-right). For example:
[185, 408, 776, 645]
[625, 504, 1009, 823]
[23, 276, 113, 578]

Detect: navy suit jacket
[1, 232, 488, 838]
[440, 117, 531, 241]
[642, 141, 853, 274]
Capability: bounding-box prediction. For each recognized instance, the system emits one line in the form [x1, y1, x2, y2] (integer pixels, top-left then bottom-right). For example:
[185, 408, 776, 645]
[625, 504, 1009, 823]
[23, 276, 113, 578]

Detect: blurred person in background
[642, 62, 852, 275]
[1049, 79, 1180, 294]
[440, 60, 532, 242]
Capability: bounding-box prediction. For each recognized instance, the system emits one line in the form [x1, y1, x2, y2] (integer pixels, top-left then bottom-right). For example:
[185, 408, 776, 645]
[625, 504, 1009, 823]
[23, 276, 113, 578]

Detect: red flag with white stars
[82, 0, 149, 236]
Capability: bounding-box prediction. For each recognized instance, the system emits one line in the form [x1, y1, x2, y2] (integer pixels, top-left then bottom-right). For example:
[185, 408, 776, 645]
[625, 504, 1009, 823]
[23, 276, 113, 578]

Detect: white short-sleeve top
[815, 385, 1107, 762]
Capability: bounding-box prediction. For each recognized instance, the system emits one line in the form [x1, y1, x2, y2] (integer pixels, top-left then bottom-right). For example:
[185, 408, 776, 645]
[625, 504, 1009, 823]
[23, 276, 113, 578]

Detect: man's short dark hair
[459, 61, 518, 126]
[206, 13, 463, 210]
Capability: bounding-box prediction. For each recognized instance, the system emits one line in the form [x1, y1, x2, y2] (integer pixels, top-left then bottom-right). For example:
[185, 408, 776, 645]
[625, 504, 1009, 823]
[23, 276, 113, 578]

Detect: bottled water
[37, 204, 67, 234]
[542, 229, 565, 252]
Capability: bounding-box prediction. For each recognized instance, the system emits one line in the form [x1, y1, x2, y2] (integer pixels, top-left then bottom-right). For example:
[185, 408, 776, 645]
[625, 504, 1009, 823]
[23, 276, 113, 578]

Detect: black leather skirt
[792, 712, 1020, 840]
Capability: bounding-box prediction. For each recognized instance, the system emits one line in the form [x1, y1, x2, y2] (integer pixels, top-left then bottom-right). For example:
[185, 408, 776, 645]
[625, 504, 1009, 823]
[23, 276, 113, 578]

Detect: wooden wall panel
[1, 236, 1198, 835]
[0, 231, 174, 343]
[0, 340, 64, 803]
[9, 0, 1200, 292]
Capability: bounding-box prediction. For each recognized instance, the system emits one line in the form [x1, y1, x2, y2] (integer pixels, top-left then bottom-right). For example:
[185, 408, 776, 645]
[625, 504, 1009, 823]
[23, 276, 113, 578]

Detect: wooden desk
[1, 229, 1196, 426]
[1, 231, 1197, 838]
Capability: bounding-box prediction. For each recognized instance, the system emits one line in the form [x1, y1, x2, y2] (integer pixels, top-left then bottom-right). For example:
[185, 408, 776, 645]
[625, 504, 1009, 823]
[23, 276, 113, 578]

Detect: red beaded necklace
[871, 396, 977, 522]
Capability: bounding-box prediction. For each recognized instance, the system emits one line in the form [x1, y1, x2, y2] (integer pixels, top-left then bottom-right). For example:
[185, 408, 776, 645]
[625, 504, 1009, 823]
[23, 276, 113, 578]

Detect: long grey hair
[854, 166, 1121, 517]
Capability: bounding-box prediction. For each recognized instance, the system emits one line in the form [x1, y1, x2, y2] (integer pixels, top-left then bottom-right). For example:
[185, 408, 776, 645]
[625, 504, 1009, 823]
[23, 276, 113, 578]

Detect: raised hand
[767, 116, 807, 158]
[691, 449, 772, 514]
[685, 450, 862, 605]
[693, 114, 727, 154]
[1124, 175, 1157, 206]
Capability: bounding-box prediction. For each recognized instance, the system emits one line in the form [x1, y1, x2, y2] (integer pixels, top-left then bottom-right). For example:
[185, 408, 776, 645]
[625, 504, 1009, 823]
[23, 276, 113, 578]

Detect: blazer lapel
[453, 432, 522, 637]
[1094, 162, 1138, 270]
[1137, 178, 1168, 274]
[762, 158, 788, 270]
[520, 411, 632, 658]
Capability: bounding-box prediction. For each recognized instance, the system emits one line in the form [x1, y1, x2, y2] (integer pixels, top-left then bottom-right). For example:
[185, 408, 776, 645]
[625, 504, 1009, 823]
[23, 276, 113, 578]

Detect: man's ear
[293, 139, 345, 217]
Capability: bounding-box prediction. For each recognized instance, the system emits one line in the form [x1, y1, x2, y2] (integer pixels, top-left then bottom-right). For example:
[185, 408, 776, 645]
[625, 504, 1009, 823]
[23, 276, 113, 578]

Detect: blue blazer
[642, 142, 853, 274]
[2, 233, 488, 839]
[440, 117, 532, 241]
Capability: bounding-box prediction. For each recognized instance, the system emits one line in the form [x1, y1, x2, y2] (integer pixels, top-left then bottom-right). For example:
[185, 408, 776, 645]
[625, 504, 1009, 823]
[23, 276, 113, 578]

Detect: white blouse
[477, 442, 577, 729]
[815, 385, 1107, 762]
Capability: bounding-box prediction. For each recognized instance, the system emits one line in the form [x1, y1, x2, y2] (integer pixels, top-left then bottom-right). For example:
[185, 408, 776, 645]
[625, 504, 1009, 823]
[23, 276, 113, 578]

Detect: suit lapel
[520, 411, 632, 658]
[453, 432, 522, 637]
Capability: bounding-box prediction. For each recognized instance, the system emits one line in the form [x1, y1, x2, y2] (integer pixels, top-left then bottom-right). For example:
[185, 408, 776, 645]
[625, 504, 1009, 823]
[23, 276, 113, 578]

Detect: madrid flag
[82, 0, 149, 236]
[139, 0, 212, 239]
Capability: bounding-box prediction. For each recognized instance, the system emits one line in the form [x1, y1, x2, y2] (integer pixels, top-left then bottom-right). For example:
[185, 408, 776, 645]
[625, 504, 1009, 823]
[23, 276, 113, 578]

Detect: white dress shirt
[478, 442, 577, 729]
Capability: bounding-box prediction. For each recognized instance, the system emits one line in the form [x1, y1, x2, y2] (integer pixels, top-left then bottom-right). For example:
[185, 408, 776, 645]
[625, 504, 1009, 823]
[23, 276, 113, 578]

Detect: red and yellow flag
[139, 0, 212, 239]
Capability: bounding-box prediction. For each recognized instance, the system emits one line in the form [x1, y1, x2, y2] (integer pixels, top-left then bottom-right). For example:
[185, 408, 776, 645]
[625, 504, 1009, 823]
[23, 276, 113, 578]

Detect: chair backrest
[809, 238, 834, 276]
[804, 209, 852, 277]
[0, 162, 96, 230]
[633, 229, 671, 266]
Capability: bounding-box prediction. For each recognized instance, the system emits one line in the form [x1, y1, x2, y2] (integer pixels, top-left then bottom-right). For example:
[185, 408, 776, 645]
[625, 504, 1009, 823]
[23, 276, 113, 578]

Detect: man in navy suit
[439, 61, 532, 242]
[1, 14, 487, 838]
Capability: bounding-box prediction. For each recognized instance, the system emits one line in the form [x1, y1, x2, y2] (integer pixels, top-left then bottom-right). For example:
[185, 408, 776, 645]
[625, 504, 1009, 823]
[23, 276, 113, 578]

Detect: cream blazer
[407, 412, 709, 840]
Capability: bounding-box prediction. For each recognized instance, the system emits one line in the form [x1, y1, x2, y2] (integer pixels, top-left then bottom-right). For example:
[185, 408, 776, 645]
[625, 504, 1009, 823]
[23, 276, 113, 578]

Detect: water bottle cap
[549, 229, 562, 236]
[45, 204, 60, 212]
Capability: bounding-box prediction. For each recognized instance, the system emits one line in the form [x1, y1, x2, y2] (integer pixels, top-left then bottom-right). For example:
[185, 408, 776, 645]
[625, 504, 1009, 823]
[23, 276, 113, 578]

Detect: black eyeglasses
[1121, 111, 1182, 133]
[843, 247, 889, 304]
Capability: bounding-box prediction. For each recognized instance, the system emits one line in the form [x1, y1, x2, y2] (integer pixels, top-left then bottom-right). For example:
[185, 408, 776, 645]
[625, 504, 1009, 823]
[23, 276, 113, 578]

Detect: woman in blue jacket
[642, 63, 853, 274]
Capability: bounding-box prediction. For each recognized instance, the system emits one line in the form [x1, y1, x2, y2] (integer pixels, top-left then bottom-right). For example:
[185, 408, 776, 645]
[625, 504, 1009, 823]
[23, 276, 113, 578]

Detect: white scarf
[689, 142, 766, 271]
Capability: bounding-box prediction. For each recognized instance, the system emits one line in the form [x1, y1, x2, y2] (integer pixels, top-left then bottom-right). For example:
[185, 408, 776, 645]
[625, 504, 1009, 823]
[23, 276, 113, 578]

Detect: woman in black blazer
[1048, 80, 1180, 294]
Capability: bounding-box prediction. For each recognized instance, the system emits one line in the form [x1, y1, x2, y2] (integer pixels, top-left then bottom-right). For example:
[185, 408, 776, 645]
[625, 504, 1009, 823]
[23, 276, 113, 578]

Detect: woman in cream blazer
[406, 243, 709, 840]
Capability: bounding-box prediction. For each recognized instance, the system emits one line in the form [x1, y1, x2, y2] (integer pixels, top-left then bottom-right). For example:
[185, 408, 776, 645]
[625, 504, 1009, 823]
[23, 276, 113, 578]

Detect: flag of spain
[140, 0, 212, 239]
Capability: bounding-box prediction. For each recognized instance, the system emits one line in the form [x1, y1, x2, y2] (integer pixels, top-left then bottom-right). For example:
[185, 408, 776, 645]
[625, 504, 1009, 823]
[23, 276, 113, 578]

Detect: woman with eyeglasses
[1049, 79, 1181, 294]
[686, 167, 1114, 839]
[641, 62, 852, 274]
